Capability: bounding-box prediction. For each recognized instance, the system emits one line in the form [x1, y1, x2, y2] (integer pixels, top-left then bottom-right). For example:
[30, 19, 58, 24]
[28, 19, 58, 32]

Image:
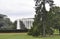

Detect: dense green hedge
[0, 29, 28, 33]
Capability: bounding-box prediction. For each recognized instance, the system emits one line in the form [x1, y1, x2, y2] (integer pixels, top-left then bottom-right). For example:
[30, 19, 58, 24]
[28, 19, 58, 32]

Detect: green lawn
[0, 33, 60, 39]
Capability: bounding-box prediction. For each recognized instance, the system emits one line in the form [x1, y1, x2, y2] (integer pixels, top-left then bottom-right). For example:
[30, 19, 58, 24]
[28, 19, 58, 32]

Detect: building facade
[17, 18, 34, 30]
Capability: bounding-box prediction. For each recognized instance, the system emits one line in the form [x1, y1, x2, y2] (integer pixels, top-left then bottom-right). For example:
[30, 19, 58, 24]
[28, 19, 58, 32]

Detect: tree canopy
[28, 0, 55, 37]
[0, 14, 14, 30]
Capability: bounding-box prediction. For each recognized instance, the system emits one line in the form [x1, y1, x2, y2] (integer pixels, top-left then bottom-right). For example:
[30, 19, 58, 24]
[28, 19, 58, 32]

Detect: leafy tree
[20, 20, 27, 30]
[13, 20, 17, 29]
[13, 20, 27, 30]
[51, 6, 60, 35]
[28, 0, 54, 36]
[0, 14, 13, 30]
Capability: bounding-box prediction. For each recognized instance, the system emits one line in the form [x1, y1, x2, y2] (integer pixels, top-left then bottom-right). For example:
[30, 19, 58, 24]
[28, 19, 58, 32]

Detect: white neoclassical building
[17, 18, 34, 30]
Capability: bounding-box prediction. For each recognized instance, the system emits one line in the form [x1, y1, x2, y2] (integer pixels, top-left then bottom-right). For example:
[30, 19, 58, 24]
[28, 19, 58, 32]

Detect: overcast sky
[0, 0, 60, 22]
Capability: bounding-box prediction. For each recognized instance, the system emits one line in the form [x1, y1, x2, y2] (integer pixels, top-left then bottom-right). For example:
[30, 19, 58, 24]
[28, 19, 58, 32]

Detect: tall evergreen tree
[28, 0, 54, 36]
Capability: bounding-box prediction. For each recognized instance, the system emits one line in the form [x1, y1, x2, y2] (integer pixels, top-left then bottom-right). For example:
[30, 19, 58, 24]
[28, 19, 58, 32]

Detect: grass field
[0, 33, 60, 39]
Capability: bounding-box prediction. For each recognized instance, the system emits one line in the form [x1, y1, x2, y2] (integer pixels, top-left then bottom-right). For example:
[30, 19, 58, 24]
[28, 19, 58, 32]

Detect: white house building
[17, 18, 34, 29]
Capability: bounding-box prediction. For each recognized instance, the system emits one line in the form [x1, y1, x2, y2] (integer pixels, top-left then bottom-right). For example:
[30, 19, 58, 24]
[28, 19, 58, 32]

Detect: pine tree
[28, 0, 54, 36]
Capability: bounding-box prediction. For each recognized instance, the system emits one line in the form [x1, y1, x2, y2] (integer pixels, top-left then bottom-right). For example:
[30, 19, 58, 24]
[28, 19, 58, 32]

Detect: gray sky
[0, 0, 60, 22]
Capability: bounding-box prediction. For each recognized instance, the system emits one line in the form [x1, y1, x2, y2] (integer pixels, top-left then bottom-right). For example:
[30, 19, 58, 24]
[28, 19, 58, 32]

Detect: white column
[17, 19, 20, 30]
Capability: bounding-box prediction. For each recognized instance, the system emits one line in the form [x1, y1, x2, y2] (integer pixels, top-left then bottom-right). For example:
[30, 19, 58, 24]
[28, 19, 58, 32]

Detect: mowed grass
[0, 33, 60, 39]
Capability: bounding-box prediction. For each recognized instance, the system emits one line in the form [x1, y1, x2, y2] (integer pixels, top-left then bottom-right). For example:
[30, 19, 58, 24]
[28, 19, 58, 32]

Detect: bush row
[0, 29, 28, 33]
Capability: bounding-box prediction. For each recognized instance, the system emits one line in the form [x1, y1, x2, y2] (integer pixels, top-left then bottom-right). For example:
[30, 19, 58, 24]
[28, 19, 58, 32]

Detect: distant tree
[0, 14, 6, 18]
[20, 20, 27, 30]
[0, 14, 7, 30]
[0, 14, 13, 30]
[4, 18, 14, 30]
[13, 20, 17, 29]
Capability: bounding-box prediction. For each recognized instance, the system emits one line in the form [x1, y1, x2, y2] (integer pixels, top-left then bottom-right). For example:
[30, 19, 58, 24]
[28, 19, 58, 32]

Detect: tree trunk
[42, 0, 46, 37]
